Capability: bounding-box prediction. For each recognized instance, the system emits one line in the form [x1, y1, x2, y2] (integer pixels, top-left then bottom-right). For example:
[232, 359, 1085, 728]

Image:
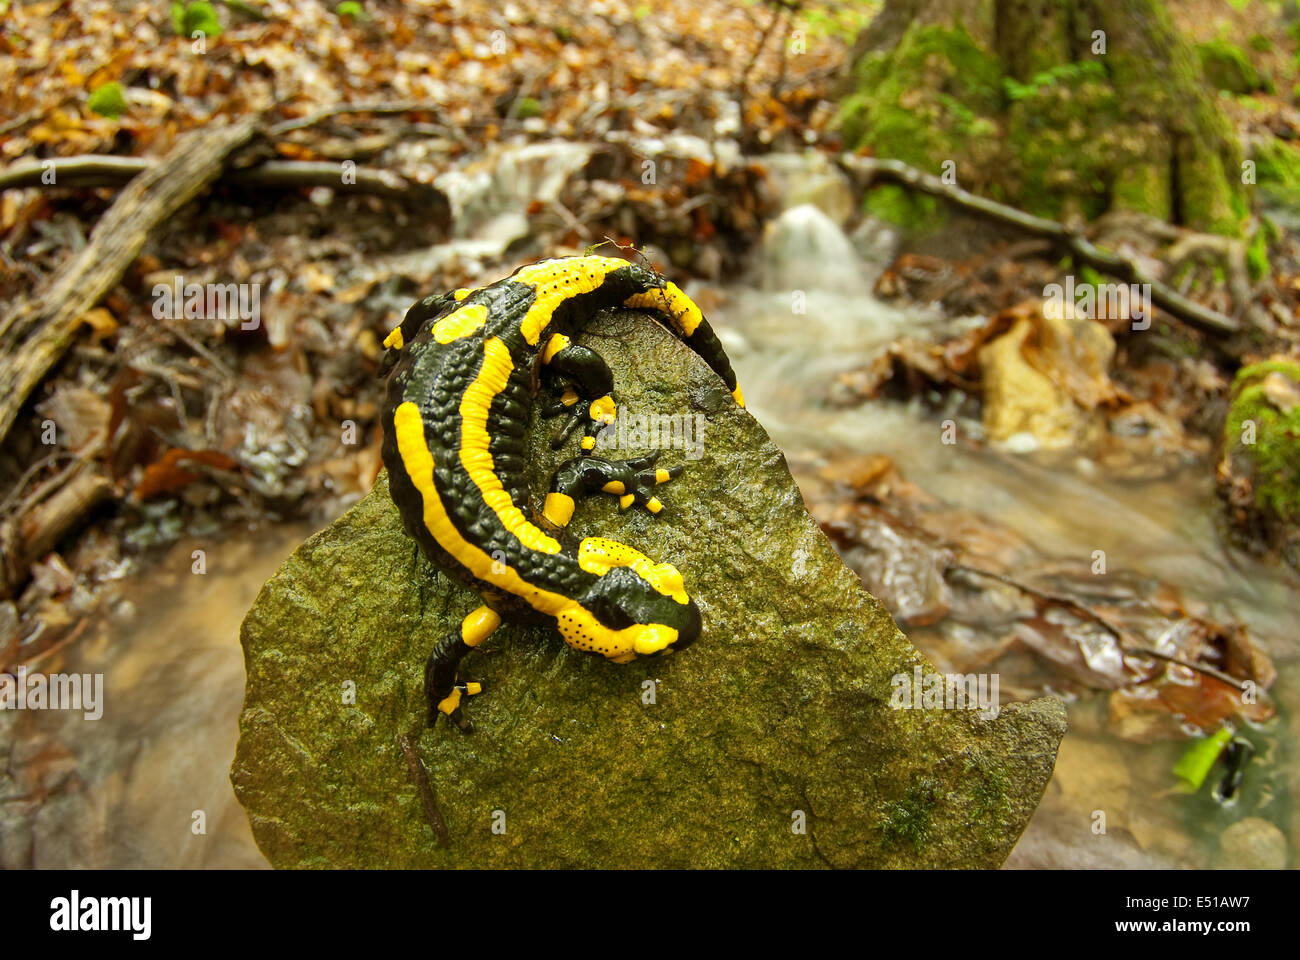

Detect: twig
[0, 450, 67, 518]
[397, 732, 451, 847]
[7, 618, 90, 673]
[738, 3, 786, 109]
[0, 113, 37, 137]
[225, 161, 448, 211]
[948, 563, 1129, 640]
[1124, 645, 1255, 695]
[3, 465, 113, 597]
[269, 101, 450, 136]
[158, 319, 236, 380]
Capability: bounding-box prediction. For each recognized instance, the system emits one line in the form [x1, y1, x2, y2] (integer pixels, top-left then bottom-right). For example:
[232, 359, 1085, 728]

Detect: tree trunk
[840, 0, 1244, 235]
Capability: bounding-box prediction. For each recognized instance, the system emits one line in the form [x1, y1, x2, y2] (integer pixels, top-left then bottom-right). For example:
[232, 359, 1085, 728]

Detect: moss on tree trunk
[840, 0, 1245, 235]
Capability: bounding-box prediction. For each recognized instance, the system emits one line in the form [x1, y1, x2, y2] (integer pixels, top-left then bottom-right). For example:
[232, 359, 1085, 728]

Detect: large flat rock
[231, 310, 1065, 868]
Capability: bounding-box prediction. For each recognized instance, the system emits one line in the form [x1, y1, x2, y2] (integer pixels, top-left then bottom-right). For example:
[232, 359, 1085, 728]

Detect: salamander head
[557, 539, 703, 660]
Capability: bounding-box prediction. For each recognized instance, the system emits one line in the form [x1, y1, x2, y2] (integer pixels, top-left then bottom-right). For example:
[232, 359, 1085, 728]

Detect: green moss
[1112, 161, 1172, 220]
[967, 758, 1010, 824]
[839, 23, 1003, 173]
[879, 776, 939, 850]
[1179, 136, 1244, 236]
[171, 1, 222, 37]
[838, 5, 1246, 236]
[1197, 40, 1261, 94]
[863, 183, 945, 232]
[1246, 229, 1271, 281]
[1003, 62, 1123, 220]
[799, 1, 876, 42]
[1225, 361, 1300, 525]
[1002, 60, 1107, 102]
[1078, 265, 1106, 289]
[1253, 138, 1300, 211]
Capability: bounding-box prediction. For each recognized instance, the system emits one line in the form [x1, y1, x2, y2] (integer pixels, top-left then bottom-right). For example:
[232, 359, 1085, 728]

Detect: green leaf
[1172, 727, 1232, 792]
[88, 81, 128, 119]
[335, 1, 365, 19]
[176, 2, 222, 37]
[171, 1, 186, 35]
[512, 97, 543, 120]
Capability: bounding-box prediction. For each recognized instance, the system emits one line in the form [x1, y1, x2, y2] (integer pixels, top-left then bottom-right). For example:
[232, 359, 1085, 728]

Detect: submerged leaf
[1172, 727, 1233, 792]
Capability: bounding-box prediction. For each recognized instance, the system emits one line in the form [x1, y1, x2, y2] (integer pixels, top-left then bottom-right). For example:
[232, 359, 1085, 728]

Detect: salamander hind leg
[425, 605, 500, 732]
[542, 452, 683, 526]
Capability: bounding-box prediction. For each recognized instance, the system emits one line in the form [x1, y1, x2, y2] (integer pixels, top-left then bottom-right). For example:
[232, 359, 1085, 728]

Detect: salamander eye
[587, 590, 637, 631]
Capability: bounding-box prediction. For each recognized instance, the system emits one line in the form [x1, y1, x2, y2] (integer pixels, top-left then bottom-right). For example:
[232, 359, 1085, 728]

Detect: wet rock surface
[232, 310, 1065, 868]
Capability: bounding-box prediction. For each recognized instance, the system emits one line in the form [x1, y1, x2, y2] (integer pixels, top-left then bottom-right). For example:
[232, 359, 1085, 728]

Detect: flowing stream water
[714, 195, 1299, 869]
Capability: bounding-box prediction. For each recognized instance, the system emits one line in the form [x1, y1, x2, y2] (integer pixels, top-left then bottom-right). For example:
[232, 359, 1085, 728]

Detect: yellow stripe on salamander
[622, 282, 703, 337]
[512, 257, 629, 345]
[394, 400, 569, 613]
[623, 283, 746, 407]
[577, 537, 688, 604]
[459, 337, 562, 555]
[433, 303, 490, 344]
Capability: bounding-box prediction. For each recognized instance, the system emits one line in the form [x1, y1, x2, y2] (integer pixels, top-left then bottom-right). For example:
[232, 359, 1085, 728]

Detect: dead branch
[0, 155, 449, 210]
[269, 100, 452, 136]
[838, 155, 1243, 337]
[2, 464, 113, 596]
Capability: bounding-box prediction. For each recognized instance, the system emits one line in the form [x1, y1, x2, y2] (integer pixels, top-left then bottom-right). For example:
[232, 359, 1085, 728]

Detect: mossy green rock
[231, 311, 1066, 868]
[1222, 359, 1300, 536]
[1197, 40, 1261, 94]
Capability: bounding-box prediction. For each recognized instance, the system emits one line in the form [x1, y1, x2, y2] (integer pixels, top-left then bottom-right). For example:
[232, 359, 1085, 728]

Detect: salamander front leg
[542, 451, 683, 526]
[539, 335, 617, 454]
[426, 605, 500, 732]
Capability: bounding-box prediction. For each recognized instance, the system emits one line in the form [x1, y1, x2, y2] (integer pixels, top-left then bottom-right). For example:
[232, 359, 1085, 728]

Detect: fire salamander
[379, 255, 745, 732]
